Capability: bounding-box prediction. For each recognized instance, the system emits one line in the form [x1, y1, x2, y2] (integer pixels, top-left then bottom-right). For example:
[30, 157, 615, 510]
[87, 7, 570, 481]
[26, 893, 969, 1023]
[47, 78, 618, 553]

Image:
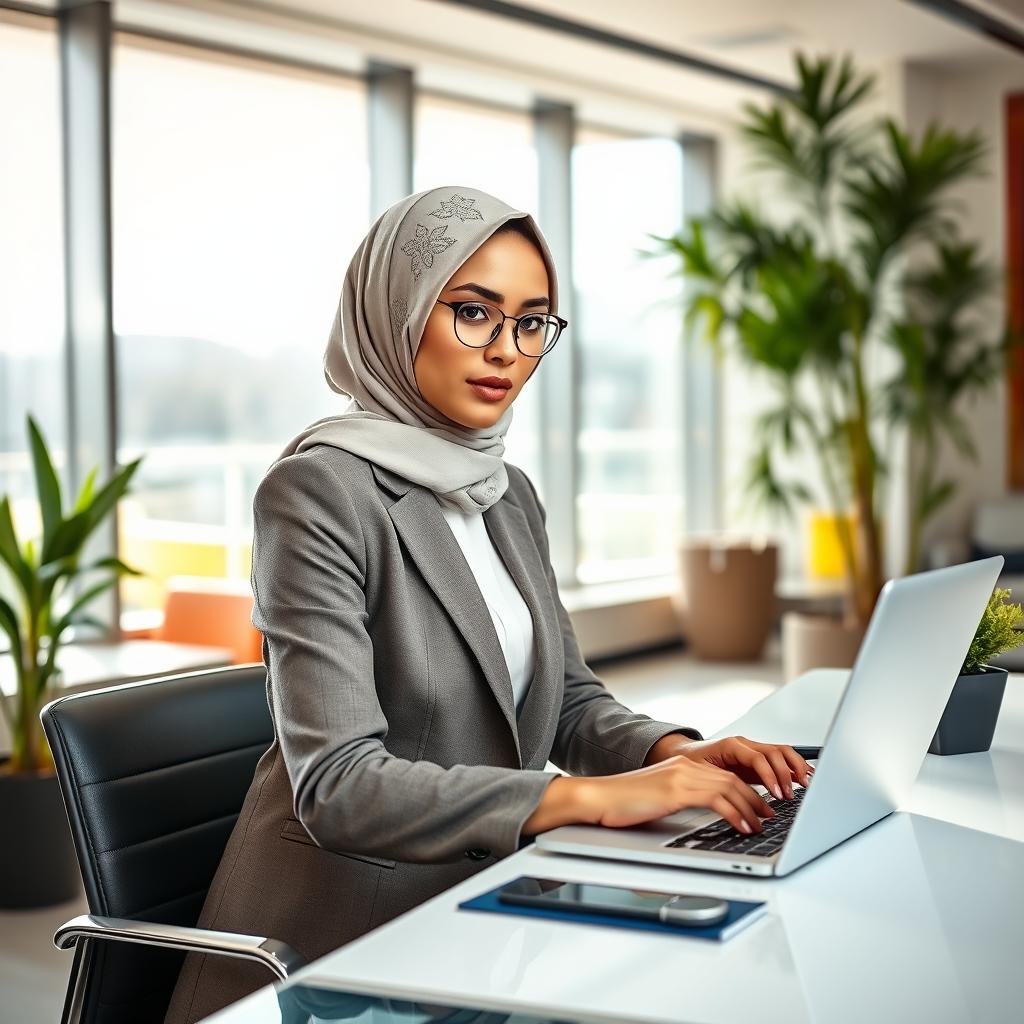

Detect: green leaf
[68, 612, 107, 632]
[962, 587, 1024, 673]
[72, 466, 98, 516]
[918, 479, 956, 521]
[26, 413, 63, 556]
[40, 456, 142, 566]
[0, 593, 23, 669]
[38, 510, 93, 567]
[49, 576, 120, 642]
[0, 496, 32, 599]
[83, 555, 145, 578]
[844, 118, 987, 284]
[80, 456, 144, 534]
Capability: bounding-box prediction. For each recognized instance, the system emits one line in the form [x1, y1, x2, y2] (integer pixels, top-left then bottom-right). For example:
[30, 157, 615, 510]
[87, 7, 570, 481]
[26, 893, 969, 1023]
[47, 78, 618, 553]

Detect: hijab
[272, 185, 560, 514]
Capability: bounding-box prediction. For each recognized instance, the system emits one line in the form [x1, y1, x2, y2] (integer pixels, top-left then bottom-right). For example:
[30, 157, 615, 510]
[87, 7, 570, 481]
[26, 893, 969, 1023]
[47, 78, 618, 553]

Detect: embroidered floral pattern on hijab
[400, 223, 456, 280]
[429, 193, 485, 222]
[269, 185, 560, 515]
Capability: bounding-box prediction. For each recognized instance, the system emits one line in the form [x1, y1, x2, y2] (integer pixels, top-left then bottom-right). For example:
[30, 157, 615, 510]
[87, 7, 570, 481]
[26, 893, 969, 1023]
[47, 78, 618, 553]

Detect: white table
[203, 668, 1024, 1024]
[0, 640, 236, 755]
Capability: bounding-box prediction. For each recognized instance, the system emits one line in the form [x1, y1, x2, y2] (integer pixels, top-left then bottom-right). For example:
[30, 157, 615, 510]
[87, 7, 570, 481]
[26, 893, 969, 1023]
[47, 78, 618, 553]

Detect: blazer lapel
[481, 497, 561, 769]
[370, 462, 559, 770]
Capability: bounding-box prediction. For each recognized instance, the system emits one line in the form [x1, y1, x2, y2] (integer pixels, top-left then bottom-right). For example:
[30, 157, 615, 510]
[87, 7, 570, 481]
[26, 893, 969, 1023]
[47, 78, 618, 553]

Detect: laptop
[536, 556, 1005, 878]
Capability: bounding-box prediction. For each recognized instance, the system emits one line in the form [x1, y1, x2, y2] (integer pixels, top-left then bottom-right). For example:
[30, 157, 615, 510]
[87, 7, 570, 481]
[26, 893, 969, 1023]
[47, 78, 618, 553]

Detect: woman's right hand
[576, 754, 777, 834]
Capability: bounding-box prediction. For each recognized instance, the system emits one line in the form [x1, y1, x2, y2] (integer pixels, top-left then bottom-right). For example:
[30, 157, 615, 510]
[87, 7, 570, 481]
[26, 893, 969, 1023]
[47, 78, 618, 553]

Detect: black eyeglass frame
[435, 299, 568, 357]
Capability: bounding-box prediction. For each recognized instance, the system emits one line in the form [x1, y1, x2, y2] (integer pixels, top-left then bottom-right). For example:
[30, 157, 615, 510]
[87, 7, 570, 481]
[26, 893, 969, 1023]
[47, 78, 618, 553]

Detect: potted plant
[929, 586, 1023, 756]
[673, 535, 779, 662]
[647, 53, 1012, 676]
[0, 413, 144, 907]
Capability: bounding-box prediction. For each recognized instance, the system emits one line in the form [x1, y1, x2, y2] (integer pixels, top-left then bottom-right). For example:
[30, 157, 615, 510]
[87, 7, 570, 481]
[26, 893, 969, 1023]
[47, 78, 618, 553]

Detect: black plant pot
[0, 760, 82, 908]
[928, 665, 1009, 756]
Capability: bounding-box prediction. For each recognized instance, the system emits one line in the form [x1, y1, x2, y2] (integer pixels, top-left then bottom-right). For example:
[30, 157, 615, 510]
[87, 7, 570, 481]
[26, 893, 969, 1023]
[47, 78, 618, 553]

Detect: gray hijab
[273, 185, 560, 514]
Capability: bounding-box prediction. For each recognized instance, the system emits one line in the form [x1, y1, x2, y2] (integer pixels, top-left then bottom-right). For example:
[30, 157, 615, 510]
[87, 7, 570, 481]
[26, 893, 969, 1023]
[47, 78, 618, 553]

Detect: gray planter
[0, 760, 82, 908]
[928, 665, 1008, 756]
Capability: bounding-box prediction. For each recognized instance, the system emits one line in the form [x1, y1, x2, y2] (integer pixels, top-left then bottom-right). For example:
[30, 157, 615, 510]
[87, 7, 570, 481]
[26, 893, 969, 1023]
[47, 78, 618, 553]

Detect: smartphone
[496, 876, 729, 927]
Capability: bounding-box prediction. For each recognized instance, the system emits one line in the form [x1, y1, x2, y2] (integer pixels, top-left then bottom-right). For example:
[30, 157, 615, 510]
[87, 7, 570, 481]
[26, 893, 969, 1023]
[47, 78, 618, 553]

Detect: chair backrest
[40, 663, 272, 1024]
[155, 578, 263, 664]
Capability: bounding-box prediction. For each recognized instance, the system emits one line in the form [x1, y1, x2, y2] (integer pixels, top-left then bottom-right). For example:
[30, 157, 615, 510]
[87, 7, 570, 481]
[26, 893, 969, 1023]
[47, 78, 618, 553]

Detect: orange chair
[153, 576, 264, 665]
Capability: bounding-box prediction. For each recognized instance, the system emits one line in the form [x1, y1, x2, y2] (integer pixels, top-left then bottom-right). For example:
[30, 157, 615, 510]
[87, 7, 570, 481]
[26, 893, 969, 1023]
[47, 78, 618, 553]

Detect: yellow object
[807, 511, 854, 579]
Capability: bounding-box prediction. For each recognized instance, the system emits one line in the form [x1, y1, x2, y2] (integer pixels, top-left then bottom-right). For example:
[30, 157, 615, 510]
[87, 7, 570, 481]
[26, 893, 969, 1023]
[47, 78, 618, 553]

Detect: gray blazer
[163, 444, 702, 1024]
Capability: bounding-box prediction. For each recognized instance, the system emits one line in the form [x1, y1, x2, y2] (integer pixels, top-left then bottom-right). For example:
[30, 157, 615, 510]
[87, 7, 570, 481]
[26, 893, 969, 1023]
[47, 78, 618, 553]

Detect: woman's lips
[468, 381, 510, 402]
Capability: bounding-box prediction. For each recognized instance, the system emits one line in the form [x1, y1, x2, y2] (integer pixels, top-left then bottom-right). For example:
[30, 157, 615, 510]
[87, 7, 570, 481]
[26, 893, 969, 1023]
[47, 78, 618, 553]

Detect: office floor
[0, 641, 784, 1023]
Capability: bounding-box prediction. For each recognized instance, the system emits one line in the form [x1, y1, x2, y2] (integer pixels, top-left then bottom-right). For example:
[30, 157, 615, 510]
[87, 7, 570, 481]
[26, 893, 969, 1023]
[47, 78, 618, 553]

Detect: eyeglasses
[435, 299, 567, 358]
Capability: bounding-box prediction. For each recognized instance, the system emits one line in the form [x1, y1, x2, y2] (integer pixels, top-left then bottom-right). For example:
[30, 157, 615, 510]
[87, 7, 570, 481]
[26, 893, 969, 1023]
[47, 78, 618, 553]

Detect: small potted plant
[0, 413, 144, 907]
[929, 586, 1024, 756]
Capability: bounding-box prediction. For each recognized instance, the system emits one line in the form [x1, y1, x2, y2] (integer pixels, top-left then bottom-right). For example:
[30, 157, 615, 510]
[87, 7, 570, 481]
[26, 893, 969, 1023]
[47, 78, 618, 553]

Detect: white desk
[203, 669, 1024, 1024]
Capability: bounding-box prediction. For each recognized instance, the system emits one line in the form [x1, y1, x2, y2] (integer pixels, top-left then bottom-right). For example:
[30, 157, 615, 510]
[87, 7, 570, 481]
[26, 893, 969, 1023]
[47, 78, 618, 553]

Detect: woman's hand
[672, 736, 815, 800]
[644, 733, 815, 799]
[575, 756, 781, 835]
[527, 736, 818, 839]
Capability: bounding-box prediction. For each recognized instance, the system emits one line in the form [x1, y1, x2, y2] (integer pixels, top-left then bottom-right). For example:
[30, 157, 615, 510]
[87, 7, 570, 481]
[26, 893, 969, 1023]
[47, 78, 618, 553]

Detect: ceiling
[102, 0, 1024, 127]
[249, 0, 1024, 79]
[201, 0, 1024, 121]
[513, 0, 1024, 74]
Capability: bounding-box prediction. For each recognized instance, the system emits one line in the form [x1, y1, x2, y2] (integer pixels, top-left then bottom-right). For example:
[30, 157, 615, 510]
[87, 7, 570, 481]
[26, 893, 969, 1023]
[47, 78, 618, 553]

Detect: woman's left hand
[662, 736, 815, 800]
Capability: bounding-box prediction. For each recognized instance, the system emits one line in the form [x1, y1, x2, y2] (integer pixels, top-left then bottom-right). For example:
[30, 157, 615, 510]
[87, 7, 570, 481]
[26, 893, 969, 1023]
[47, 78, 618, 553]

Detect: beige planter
[781, 610, 866, 682]
[675, 538, 778, 661]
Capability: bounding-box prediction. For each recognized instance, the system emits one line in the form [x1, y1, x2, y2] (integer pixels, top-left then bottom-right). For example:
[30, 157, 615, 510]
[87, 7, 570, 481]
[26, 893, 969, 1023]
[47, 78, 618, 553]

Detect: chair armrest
[53, 914, 306, 982]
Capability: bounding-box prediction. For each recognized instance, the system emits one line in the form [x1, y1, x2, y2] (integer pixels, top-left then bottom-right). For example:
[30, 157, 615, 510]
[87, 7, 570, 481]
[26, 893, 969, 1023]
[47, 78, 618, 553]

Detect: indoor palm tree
[650, 52, 1009, 630]
[0, 413, 144, 774]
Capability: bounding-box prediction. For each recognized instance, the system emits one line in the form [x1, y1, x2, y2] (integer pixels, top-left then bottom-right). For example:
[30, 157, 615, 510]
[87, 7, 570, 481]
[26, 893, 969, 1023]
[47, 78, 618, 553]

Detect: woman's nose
[487, 318, 518, 359]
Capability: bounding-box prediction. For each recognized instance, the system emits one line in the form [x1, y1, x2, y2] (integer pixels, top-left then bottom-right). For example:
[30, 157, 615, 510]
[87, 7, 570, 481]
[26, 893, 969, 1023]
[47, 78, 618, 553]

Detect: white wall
[899, 60, 1023, 552]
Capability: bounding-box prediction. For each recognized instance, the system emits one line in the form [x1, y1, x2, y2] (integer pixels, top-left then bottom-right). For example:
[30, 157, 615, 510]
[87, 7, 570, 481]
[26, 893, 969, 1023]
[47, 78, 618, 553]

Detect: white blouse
[438, 502, 536, 715]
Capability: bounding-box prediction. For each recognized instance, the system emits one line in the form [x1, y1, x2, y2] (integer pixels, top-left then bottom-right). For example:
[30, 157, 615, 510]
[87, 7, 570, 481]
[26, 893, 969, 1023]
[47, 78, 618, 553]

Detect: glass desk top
[204, 979, 629, 1024]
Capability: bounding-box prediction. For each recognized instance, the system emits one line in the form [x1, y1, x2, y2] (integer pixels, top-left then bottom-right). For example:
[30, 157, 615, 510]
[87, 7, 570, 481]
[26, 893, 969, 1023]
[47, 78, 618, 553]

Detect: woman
[163, 185, 812, 1024]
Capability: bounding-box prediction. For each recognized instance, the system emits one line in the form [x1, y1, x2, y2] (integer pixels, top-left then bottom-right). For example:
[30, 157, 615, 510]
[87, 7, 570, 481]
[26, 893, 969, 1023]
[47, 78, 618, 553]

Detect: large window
[0, 13, 66, 568]
[571, 125, 684, 583]
[7, 13, 710, 633]
[414, 93, 543, 482]
[112, 35, 370, 617]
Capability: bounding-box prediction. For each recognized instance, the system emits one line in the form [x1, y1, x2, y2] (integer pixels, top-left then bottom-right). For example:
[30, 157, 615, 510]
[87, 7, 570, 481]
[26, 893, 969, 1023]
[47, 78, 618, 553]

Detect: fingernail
[772, 784, 782, 799]
[740, 820, 752, 833]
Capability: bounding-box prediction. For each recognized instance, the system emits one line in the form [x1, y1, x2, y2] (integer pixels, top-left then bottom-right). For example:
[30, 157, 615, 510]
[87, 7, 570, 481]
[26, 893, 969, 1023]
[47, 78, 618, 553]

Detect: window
[0, 13, 66, 593]
[571, 125, 684, 583]
[112, 35, 370, 617]
[414, 93, 543, 482]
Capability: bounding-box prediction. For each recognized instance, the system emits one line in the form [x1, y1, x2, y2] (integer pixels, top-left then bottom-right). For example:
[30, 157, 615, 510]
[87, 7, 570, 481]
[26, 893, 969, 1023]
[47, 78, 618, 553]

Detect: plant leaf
[0, 496, 32, 599]
[26, 413, 63, 556]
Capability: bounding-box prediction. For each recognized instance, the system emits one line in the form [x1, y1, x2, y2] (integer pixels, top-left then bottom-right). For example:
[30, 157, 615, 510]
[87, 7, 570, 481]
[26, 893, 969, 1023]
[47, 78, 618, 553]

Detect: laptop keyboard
[664, 785, 808, 858]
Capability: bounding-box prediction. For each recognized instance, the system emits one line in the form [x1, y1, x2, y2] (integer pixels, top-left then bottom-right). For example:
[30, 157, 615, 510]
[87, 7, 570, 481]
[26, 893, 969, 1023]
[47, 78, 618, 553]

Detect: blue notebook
[458, 877, 768, 941]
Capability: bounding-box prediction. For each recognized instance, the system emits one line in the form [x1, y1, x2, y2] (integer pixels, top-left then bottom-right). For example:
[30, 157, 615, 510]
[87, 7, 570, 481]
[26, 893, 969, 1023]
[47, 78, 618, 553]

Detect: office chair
[39, 663, 306, 1024]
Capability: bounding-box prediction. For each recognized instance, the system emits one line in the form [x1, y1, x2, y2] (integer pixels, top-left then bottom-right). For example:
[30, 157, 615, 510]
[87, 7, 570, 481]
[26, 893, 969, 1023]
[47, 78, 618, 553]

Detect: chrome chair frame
[55, 915, 306, 1024]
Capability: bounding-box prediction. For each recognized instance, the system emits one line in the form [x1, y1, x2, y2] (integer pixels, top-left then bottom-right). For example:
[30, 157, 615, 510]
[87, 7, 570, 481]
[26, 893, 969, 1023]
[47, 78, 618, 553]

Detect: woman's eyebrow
[449, 282, 550, 309]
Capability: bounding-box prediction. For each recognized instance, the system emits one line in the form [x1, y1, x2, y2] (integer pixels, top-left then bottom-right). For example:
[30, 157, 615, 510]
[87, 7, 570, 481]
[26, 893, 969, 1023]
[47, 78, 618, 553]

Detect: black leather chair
[39, 663, 306, 1024]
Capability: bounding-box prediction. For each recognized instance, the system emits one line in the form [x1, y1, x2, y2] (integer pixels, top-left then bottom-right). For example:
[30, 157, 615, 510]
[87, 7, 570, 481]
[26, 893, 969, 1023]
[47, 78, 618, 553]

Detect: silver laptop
[537, 556, 1005, 878]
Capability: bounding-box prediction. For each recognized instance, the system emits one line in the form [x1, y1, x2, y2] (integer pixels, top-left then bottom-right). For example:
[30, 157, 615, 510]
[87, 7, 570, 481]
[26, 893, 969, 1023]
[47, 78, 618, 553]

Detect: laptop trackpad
[628, 807, 719, 838]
